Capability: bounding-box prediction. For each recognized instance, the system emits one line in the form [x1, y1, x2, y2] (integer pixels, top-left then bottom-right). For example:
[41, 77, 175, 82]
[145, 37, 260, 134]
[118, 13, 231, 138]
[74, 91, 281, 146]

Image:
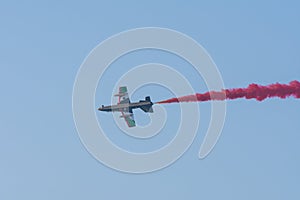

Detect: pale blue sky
[1, 1, 300, 199]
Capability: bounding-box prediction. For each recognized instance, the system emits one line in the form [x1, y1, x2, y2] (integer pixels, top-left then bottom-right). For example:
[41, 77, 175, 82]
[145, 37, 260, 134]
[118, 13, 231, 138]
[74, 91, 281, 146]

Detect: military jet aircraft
[98, 86, 153, 127]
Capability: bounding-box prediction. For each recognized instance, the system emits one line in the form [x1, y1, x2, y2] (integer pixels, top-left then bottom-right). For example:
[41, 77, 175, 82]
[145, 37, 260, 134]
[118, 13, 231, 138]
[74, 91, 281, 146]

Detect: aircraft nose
[98, 105, 105, 111]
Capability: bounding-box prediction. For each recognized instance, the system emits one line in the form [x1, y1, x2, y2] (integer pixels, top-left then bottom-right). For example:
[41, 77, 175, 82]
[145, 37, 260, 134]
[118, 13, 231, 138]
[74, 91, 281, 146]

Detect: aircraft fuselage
[98, 101, 153, 112]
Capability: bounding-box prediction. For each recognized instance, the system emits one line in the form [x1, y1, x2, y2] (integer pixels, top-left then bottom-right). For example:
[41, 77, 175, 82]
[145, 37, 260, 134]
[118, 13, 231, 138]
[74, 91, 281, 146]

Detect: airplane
[98, 86, 154, 127]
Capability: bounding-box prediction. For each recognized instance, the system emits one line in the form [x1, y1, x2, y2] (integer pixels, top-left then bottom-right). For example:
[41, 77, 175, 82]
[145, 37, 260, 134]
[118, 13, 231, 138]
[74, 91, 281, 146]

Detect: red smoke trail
[156, 80, 300, 104]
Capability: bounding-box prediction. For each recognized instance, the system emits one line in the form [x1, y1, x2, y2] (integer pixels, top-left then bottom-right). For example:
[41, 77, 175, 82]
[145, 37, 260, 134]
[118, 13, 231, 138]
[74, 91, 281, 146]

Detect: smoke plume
[157, 80, 300, 104]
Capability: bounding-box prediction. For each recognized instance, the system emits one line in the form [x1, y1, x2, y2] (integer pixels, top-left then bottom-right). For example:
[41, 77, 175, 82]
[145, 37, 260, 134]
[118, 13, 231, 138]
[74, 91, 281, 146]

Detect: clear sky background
[1, 1, 300, 199]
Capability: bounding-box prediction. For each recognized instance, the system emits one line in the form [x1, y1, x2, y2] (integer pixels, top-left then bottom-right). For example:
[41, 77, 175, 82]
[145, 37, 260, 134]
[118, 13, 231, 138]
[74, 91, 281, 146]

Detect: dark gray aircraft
[98, 86, 153, 127]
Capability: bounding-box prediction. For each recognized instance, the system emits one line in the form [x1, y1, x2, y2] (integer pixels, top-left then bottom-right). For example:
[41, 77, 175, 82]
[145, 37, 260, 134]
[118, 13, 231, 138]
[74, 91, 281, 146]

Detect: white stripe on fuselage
[110, 102, 151, 110]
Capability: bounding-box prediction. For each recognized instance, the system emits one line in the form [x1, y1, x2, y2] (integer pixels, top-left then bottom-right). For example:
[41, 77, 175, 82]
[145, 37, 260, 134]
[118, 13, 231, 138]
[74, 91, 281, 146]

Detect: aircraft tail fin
[140, 105, 153, 113]
[139, 96, 154, 113]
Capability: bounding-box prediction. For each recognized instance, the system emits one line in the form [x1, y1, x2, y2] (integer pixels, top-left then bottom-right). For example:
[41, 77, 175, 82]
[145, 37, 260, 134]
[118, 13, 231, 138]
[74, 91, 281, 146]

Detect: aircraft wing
[120, 110, 136, 127]
[116, 86, 135, 127]
[115, 86, 130, 104]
